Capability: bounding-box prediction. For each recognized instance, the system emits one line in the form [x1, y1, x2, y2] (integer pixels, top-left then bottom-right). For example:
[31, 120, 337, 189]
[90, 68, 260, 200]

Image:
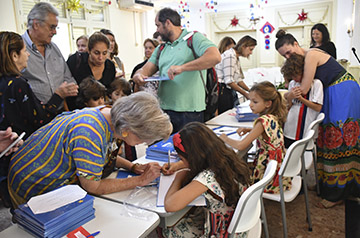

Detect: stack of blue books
[14, 194, 95, 238]
[146, 135, 176, 162]
[235, 106, 258, 122]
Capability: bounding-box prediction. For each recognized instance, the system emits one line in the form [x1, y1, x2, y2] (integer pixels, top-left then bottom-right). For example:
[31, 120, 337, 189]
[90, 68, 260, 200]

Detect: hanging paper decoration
[260, 22, 274, 50]
[297, 9, 308, 22]
[205, 1, 218, 13]
[260, 21, 274, 34]
[278, 7, 329, 26]
[264, 35, 270, 50]
[178, 1, 190, 28]
[249, 0, 267, 26]
[54, 0, 110, 15]
[66, 0, 83, 13]
[230, 16, 239, 27]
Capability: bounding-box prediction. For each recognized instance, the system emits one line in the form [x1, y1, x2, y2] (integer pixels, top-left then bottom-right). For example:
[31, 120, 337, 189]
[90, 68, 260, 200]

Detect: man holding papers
[133, 8, 221, 132]
[8, 92, 172, 208]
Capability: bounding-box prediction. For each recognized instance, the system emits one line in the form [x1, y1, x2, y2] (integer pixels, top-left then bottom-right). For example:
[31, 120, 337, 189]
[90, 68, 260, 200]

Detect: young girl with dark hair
[162, 122, 250, 237]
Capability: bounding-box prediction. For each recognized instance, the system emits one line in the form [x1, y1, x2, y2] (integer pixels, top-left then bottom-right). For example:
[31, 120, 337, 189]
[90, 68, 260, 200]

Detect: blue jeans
[164, 110, 204, 133]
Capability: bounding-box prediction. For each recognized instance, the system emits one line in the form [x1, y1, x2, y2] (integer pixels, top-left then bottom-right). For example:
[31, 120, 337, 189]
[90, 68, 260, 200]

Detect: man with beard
[133, 8, 221, 133]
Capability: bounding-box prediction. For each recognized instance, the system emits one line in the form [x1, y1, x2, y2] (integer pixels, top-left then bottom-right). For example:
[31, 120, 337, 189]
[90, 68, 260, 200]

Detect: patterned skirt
[317, 72, 360, 202]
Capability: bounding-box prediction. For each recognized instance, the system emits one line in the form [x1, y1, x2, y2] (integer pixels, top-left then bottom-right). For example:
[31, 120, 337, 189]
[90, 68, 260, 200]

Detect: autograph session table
[101, 156, 195, 228]
[0, 197, 160, 238]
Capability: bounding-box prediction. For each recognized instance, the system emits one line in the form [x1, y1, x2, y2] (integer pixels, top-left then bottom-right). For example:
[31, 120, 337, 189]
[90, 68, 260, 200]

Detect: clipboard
[144, 76, 170, 82]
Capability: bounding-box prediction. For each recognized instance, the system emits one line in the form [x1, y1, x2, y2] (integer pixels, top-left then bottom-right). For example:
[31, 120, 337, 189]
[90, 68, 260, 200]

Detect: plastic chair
[303, 113, 325, 195]
[228, 160, 278, 238]
[263, 130, 315, 238]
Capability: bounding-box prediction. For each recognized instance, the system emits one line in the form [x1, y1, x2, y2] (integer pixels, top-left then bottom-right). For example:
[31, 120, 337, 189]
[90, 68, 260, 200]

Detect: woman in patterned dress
[220, 81, 291, 194]
[275, 29, 360, 207]
[162, 122, 250, 237]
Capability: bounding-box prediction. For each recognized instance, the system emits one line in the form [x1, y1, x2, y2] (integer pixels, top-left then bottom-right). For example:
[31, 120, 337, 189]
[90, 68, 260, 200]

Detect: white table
[0, 197, 160, 238]
[206, 101, 254, 128]
[101, 156, 193, 228]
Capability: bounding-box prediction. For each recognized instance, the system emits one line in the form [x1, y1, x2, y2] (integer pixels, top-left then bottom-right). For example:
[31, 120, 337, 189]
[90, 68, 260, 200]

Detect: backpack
[156, 32, 219, 122]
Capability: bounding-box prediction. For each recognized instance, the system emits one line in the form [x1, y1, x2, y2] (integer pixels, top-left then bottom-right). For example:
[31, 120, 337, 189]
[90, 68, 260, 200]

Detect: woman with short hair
[8, 91, 172, 208]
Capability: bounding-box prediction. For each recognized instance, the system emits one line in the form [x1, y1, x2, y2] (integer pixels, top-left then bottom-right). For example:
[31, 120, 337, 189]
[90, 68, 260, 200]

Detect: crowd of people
[0, 1, 359, 237]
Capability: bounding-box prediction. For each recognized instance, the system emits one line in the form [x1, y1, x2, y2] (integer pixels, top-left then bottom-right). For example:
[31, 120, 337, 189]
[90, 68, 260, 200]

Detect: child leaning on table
[219, 81, 291, 194]
[161, 122, 250, 237]
[281, 53, 323, 148]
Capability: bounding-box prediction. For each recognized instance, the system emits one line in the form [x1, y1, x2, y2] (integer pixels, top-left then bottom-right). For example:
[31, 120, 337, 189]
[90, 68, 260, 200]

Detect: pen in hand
[167, 150, 171, 169]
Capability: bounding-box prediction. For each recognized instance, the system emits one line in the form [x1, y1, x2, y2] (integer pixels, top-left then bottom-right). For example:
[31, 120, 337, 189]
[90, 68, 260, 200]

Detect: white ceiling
[151, 0, 325, 12]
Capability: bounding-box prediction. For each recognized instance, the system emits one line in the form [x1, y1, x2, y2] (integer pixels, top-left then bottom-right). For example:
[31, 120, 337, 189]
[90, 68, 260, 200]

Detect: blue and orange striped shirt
[8, 106, 113, 201]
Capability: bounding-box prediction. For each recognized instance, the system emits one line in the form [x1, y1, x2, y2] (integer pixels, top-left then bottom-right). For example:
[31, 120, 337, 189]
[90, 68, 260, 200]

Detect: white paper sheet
[27, 185, 87, 214]
[157, 169, 206, 207]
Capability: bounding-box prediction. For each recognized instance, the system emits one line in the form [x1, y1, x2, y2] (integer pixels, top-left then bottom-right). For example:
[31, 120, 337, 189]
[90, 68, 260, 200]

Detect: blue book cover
[17, 212, 95, 238]
[15, 194, 94, 228]
[235, 112, 258, 122]
[15, 205, 94, 232]
[146, 135, 175, 154]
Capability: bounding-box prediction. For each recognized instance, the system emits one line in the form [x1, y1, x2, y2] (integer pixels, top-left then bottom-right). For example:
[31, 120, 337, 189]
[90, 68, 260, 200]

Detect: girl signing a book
[162, 122, 250, 237]
[220, 81, 291, 194]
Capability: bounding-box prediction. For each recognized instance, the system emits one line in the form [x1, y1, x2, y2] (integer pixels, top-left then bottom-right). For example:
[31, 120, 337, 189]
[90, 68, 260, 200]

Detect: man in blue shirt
[22, 2, 78, 108]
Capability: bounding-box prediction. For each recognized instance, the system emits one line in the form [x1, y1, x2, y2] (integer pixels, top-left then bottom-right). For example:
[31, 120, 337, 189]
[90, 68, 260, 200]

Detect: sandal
[316, 199, 343, 209]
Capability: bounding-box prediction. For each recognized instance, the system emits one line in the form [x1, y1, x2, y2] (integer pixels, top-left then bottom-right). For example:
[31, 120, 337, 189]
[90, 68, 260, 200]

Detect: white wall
[0, 0, 18, 32]
[108, 4, 144, 78]
[334, 0, 352, 61]
[349, 0, 360, 66]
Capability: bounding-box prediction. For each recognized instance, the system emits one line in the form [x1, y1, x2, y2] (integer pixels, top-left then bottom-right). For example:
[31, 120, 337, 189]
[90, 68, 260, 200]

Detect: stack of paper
[14, 185, 95, 238]
[146, 135, 177, 162]
[157, 170, 206, 207]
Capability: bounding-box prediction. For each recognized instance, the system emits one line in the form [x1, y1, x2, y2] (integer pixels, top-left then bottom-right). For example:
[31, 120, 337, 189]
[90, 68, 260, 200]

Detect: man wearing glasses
[22, 2, 78, 109]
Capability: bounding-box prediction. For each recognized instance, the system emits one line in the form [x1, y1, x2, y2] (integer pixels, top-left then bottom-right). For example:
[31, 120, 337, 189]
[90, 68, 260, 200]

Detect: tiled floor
[0, 145, 350, 237]
[0, 202, 12, 232]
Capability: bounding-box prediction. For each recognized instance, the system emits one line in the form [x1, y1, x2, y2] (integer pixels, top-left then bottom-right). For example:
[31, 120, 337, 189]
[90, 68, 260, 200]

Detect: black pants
[218, 83, 235, 115]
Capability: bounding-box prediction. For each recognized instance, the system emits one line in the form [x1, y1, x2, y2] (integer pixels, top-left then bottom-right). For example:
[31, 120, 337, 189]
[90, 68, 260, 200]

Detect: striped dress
[8, 106, 113, 203]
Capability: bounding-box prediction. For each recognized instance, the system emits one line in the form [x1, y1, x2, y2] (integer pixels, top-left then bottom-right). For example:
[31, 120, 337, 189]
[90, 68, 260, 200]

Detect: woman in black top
[67, 32, 115, 110]
[131, 38, 159, 94]
[310, 23, 337, 59]
[0, 31, 77, 138]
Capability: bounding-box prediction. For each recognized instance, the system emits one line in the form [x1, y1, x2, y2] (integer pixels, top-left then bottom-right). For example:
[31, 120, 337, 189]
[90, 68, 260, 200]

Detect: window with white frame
[14, 0, 110, 58]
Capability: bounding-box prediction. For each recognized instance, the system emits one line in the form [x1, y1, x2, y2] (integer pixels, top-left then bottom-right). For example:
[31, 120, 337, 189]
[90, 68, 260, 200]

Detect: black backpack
[156, 32, 219, 122]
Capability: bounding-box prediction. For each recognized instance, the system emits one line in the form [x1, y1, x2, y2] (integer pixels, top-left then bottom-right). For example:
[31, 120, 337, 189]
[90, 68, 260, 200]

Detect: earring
[122, 131, 128, 138]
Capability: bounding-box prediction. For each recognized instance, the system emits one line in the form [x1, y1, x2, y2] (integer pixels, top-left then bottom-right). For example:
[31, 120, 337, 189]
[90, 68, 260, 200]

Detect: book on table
[14, 185, 95, 238]
[146, 135, 177, 162]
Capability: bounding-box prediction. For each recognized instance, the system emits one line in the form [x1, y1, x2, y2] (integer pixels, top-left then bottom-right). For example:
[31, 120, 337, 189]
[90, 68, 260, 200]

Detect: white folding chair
[303, 113, 325, 195]
[263, 130, 315, 238]
[228, 160, 278, 238]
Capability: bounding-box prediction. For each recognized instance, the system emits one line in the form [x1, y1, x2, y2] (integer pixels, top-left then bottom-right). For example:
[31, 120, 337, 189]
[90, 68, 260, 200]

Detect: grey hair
[27, 2, 59, 29]
[111, 91, 172, 144]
